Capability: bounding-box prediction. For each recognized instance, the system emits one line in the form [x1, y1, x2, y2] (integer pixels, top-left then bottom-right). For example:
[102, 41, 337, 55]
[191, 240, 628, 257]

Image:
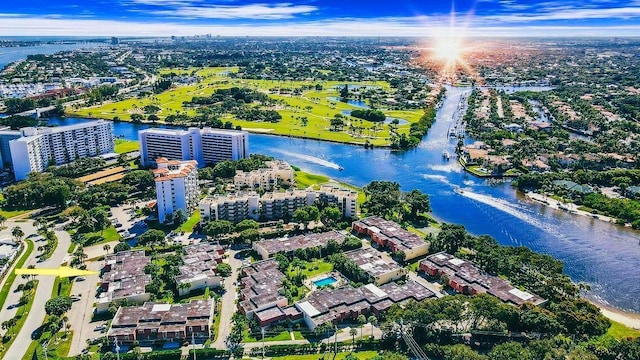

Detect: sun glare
[433, 35, 464, 63]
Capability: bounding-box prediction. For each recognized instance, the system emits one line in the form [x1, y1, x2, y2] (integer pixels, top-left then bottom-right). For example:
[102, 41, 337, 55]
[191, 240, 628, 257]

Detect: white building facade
[153, 158, 199, 223]
[139, 127, 248, 168]
[9, 120, 114, 180]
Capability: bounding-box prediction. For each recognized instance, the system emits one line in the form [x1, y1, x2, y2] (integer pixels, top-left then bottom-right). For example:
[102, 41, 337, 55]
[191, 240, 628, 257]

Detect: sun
[433, 35, 464, 64]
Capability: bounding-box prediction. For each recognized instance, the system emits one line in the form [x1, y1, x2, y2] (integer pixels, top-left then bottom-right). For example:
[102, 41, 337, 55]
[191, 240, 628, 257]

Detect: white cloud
[151, 3, 317, 20]
[489, 6, 640, 22]
[0, 16, 638, 37]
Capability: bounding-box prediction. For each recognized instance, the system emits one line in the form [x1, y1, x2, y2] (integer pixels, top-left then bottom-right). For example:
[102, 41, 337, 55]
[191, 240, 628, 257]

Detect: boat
[338, 166, 344, 171]
[442, 150, 450, 160]
[448, 128, 457, 137]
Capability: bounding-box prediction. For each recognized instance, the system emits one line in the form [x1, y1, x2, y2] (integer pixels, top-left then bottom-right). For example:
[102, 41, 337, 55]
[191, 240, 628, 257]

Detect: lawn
[243, 329, 293, 343]
[0, 240, 33, 310]
[114, 139, 139, 154]
[78, 226, 122, 246]
[0, 193, 32, 218]
[606, 320, 640, 339]
[69, 68, 422, 147]
[270, 351, 379, 360]
[295, 171, 330, 190]
[180, 210, 200, 232]
[288, 259, 334, 278]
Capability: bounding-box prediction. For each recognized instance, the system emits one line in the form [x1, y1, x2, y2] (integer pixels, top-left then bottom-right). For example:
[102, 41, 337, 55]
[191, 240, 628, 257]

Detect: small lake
[340, 110, 409, 125]
[327, 97, 369, 108]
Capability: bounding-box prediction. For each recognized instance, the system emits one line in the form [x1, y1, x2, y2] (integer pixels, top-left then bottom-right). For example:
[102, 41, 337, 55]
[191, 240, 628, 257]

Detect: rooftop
[420, 252, 546, 306]
[254, 230, 346, 258]
[239, 260, 287, 314]
[176, 243, 224, 285]
[353, 216, 426, 252]
[343, 247, 403, 279]
[102, 250, 151, 299]
[108, 299, 214, 337]
[296, 281, 433, 327]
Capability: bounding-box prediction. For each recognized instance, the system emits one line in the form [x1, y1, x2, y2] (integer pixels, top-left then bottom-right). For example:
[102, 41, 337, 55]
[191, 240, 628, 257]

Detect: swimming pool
[313, 276, 338, 288]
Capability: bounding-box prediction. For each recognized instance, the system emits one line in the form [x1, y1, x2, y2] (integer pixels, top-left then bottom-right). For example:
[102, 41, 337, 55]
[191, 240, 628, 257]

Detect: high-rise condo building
[138, 127, 248, 168]
[9, 120, 114, 180]
[153, 158, 199, 223]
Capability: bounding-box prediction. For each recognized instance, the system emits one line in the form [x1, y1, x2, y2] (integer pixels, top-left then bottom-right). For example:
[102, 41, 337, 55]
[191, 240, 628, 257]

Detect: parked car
[94, 324, 107, 331]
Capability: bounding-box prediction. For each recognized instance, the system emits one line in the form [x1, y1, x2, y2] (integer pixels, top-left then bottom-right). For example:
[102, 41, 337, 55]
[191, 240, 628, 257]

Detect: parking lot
[110, 203, 151, 243]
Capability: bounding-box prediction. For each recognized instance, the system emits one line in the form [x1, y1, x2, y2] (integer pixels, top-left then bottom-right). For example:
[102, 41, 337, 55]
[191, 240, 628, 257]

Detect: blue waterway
[46, 86, 640, 313]
[0, 43, 104, 69]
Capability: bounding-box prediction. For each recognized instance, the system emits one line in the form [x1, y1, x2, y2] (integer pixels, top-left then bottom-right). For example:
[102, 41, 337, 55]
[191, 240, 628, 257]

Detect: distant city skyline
[1, 1, 640, 36]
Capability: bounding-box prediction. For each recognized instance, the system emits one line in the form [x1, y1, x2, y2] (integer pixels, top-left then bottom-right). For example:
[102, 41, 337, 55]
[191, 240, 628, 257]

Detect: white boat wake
[273, 149, 342, 170]
[456, 188, 548, 231]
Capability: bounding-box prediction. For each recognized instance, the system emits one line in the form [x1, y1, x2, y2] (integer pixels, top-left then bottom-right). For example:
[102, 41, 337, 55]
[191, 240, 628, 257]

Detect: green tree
[235, 219, 259, 232]
[404, 189, 431, 220]
[0, 214, 6, 226]
[216, 263, 232, 277]
[368, 315, 378, 338]
[320, 206, 342, 228]
[137, 229, 165, 246]
[362, 181, 402, 218]
[445, 345, 487, 360]
[239, 228, 260, 245]
[113, 241, 131, 253]
[172, 208, 187, 225]
[349, 327, 358, 346]
[357, 314, 366, 340]
[488, 342, 533, 360]
[205, 220, 233, 240]
[45, 296, 72, 317]
[11, 226, 24, 242]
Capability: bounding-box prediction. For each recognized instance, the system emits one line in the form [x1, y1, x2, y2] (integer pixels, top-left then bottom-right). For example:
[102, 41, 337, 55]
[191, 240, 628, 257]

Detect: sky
[1, 0, 640, 37]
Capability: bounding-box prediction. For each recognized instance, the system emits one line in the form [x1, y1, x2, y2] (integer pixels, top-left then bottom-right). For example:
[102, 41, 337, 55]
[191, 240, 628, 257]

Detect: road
[211, 248, 243, 349]
[0, 220, 39, 337]
[67, 261, 104, 357]
[5, 225, 72, 360]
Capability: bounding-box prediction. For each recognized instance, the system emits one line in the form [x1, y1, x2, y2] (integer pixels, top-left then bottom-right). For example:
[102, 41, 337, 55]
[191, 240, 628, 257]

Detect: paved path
[0, 221, 39, 337]
[242, 324, 381, 351]
[5, 227, 72, 359]
[67, 261, 103, 357]
[211, 249, 243, 349]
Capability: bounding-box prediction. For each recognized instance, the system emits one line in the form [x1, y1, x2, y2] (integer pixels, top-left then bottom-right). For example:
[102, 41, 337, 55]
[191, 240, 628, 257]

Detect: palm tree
[0, 214, 6, 227]
[11, 226, 24, 242]
[357, 314, 366, 340]
[61, 315, 69, 334]
[103, 244, 111, 254]
[367, 315, 378, 339]
[349, 328, 357, 348]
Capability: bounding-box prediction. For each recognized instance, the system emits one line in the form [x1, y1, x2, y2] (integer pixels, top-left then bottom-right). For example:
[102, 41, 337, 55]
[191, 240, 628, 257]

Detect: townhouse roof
[254, 230, 346, 257]
[343, 247, 403, 279]
[420, 252, 546, 306]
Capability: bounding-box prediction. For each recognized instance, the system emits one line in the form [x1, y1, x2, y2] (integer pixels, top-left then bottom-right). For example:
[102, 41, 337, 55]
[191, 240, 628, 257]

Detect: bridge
[14, 105, 57, 118]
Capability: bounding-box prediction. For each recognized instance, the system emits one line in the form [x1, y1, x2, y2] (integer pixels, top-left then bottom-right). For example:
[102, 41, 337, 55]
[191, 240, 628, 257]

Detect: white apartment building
[200, 186, 357, 224]
[233, 161, 294, 191]
[139, 127, 248, 168]
[317, 184, 358, 219]
[260, 190, 317, 221]
[9, 120, 115, 180]
[199, 192, 260, 223]
[153, 158, 199, 223]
